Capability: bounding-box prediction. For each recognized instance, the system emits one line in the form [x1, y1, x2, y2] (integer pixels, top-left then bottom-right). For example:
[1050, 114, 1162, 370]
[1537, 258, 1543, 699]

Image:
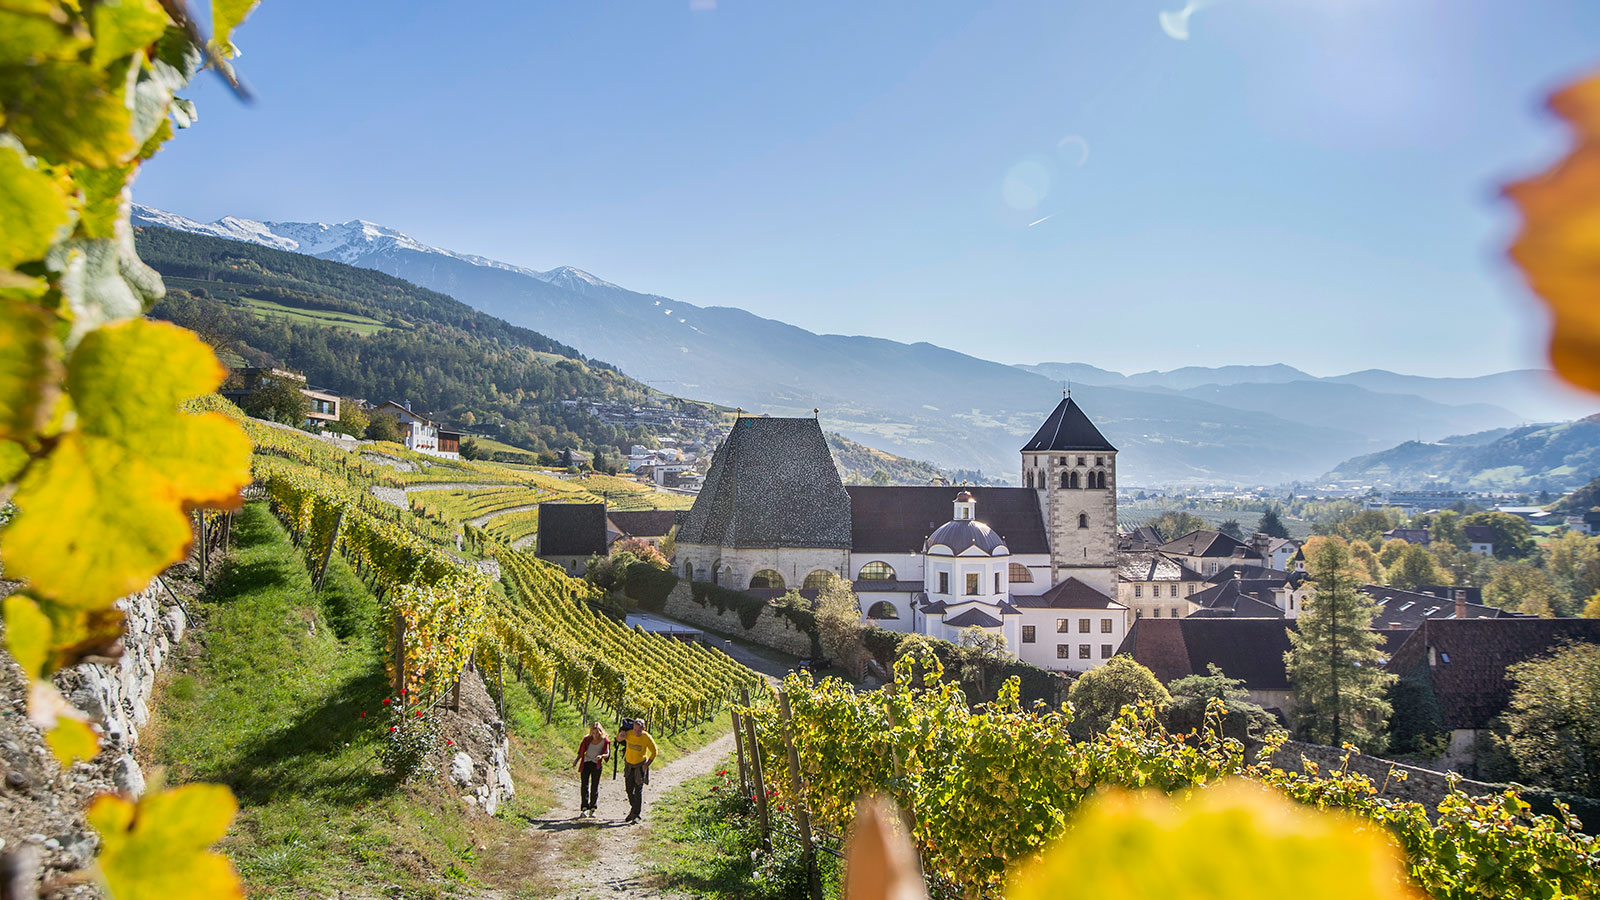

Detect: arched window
[1078, 513, 1089, 529]
[750, 569, 785, 591]
[803, 570, 834, 590]
[866, 601, 901, 620]
[1025, 471, 1034, 488]
[1064, 471, 1079, 489]
[1091, 470, 1106, 489]
[711, 560, 722, 585]
[1008, 562, 1033, 583]
[858, 561, 896, 581]
[683, 561, 694, 581]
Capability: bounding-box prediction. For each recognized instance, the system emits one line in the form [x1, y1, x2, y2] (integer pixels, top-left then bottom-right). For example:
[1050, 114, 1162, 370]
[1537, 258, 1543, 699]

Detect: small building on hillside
[535, 502, 610, 575]
[221, 366, 340, 429]
[1386, 618, 1600, 769]
[1463, 525, 1496, 557]
[374, 401, 462, 459]
[1116, 617, 1297, 714]
[1382, 527, 1431, 546]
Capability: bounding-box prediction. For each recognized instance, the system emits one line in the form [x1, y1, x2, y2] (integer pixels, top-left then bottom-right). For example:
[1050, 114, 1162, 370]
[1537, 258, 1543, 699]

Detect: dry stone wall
[53, 580, 188, 798]
[660, 582, 812, 657]
[1270, 739, 1505, 807]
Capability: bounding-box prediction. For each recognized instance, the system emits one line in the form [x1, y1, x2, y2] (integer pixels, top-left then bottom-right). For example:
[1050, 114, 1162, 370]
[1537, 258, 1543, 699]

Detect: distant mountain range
[133, 204, 1600, 485]
[1323, 416, 1600, 493]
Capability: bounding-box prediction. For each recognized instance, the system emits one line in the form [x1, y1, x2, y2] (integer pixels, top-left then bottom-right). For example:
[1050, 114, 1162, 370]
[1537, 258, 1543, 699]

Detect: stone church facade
[674, 397, 1131, 673]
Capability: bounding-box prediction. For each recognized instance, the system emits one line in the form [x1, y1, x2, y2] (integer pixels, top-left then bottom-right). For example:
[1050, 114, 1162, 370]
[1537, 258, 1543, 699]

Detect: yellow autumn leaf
[1506, 70, 1600, 393]
[2, 320, 251, 610]
[47, 717, 100, 767]
[88, 784, 244, 900]
[3, 594, 52, 679]
[1005, 781, 1421, 900]
[89, 0, 170, 69]
[0, 139, 74, 269]
[210, 0, 260, 58]
[0, 298, 60, 440]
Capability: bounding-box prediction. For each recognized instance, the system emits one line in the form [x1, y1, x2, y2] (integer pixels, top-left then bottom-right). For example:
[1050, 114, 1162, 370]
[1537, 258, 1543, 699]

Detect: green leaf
[210, 0, 259, 58]
[3, 319, 252, 610]
[0, 139, 73, 269]
[0, 58, 136, 167]
[0, 0, 90, 66]
[0, 297, 60, 439]
[89, 0, 169, 69]
[89, 784, 244, 900]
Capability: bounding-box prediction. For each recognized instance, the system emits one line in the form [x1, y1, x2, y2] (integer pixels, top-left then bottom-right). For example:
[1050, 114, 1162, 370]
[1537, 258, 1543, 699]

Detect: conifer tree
[1285, 538, 1395, 750]
[1257, 507, 1290, 539]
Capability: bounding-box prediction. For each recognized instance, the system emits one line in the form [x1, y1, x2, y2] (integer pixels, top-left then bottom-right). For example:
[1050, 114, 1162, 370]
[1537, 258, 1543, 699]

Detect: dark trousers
[580, 761, 601, 810]
[625, 762, 648, 819]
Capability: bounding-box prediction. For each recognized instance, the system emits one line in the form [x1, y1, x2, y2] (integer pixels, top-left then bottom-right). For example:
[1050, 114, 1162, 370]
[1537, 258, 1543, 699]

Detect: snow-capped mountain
[132, 203, 1570, 483]
[129, 204, 608, 287]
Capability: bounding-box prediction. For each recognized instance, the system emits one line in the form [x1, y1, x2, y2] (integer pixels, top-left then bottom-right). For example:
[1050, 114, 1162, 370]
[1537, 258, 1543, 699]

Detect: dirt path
[519, 732, 736, 899]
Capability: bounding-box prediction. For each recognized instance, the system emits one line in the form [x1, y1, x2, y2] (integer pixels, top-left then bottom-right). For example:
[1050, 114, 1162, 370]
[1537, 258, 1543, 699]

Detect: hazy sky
[136, 0, 1600, 378]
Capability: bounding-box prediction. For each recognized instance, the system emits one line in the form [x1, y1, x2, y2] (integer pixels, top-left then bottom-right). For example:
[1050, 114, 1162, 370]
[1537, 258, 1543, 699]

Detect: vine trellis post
[775, 689, 824, 900]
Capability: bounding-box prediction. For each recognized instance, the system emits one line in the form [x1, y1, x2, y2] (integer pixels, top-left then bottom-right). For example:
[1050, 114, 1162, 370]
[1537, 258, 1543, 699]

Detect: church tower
[1021, 395, 1118, 595]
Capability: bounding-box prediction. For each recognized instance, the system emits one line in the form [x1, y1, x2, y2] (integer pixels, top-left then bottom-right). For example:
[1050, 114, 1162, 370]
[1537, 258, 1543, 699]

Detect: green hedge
[861, 625, 1062, 706]
[622, 561, 677, 611]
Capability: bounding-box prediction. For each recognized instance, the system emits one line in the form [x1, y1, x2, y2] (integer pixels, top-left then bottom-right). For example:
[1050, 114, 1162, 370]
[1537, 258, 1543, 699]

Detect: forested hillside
[138, 227, 713, 458]
[1324, 416, 1600, 492]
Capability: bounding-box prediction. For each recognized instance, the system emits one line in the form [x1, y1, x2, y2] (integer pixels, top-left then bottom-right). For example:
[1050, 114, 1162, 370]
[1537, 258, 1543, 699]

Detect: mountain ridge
[133, 203, 1586, 485]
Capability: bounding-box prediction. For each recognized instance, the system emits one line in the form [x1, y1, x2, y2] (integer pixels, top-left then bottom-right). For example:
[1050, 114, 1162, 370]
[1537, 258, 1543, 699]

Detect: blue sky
[137, 0, 1600, 377]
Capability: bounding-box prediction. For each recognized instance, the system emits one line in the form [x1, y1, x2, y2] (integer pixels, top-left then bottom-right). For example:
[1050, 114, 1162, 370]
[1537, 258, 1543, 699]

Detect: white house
[375, 401, 461, 459]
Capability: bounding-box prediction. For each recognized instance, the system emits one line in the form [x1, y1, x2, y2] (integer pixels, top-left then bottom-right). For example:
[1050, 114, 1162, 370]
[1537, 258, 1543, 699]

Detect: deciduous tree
[1286, 538, 1395, 751]
[1387, 544, 1450, 592]
[1148, 511, 1207, 543]
[815, 575, 868, 677]
[1067, 656, 1170, 736]
[1463, 512, 1537, 559]
[1502, 641, 1600, 795]
[1485, 562, 1565, 617]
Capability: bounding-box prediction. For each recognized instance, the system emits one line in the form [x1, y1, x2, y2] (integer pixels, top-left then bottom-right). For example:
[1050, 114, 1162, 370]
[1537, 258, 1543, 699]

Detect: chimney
[1454, 588, 1467, 619]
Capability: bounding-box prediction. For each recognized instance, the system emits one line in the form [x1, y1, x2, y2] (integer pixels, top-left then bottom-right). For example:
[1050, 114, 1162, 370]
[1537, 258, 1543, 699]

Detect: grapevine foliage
[748, 653, 1600, 899]
[0, 2, 260, 897]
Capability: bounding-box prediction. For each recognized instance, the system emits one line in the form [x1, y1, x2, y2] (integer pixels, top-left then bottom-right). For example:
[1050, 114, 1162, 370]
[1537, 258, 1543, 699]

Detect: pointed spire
[1021, 396, 1116, 452]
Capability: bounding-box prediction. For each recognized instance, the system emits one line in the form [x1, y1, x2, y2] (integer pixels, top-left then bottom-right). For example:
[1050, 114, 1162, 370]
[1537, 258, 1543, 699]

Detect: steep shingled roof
[1186, 579, 1285, 618]
[676, 417, 852, 549]
[1360, 585, 1523, 631]
[536, 503, 609, 557]
[1386, 618, 1600, 729]
[1021, 397, 1117, 453]
[1117, 618, 1295, 691]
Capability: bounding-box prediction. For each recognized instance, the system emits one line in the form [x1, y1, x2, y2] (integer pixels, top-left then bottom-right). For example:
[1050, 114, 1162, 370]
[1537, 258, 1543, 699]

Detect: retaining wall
[660, 582, 812, 657]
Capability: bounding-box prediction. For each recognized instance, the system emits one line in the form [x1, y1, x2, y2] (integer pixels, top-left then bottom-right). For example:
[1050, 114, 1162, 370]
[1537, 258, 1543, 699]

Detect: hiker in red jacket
[572, 722, 611, 817]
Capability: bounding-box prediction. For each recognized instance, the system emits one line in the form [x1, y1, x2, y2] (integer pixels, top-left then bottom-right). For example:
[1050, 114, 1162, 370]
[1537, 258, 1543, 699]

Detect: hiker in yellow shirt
[621, 719, 658, 824]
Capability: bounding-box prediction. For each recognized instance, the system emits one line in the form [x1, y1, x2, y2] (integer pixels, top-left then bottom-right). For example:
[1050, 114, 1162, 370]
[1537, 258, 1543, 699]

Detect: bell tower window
[1078, 513, 1089, 529]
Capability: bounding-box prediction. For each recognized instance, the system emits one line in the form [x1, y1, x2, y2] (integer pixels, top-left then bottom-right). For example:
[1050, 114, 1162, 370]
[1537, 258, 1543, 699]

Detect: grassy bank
[142, 501, 736, 898]
[642, 763, 841, 900]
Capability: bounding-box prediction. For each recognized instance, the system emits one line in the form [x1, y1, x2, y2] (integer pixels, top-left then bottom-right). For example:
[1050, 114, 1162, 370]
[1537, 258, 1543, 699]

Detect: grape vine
[0, 2, 264, 897]
[744, 651, 1600, 899]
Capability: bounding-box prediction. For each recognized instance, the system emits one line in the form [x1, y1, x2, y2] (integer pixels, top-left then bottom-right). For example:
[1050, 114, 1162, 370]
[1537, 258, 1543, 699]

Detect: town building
[374, 401, 462, 459]
[1386, 618, 1600, 768]
[673, 397, 1131, 673]
[1382, 527, 1431, 546]
[1463, 525, 1496, 556]
[221, 366, 340, 429]
[535, 502, 610, 575]
[1116, 617, 1297, 714]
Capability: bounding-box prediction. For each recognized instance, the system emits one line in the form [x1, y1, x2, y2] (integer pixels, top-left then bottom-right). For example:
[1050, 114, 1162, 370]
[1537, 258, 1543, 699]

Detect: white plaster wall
[1012, 607, 1127, 673]
[678, 543, 849, 592]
